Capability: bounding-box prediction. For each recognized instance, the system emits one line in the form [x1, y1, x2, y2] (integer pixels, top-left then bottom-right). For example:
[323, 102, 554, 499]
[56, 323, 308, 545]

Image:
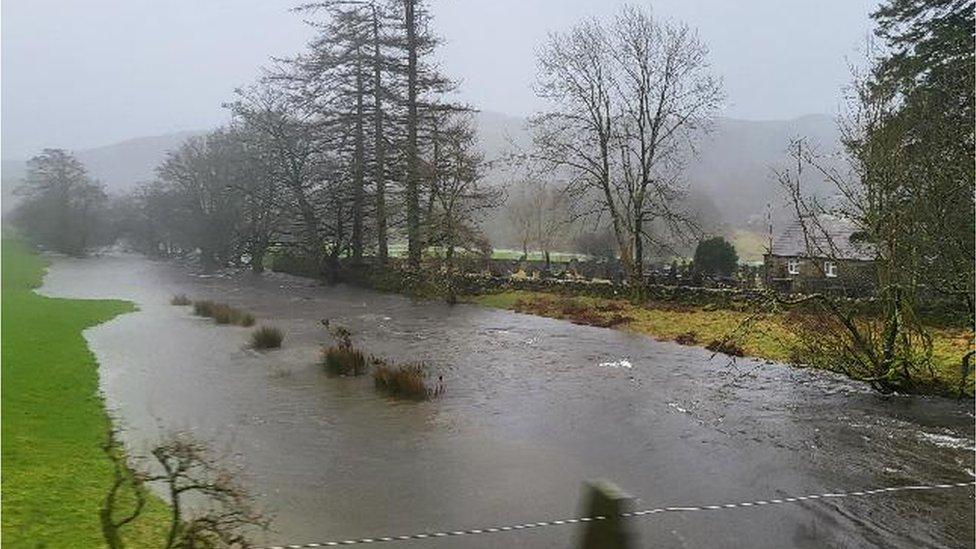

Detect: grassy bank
[469, 290, 974, 396]
[2, 240, 168, 546]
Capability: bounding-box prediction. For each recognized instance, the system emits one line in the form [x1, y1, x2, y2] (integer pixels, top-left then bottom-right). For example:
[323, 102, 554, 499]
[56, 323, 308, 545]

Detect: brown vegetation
[192, 300, 255, 327]
[170, 294, 191, 306]
[373, 361, 443, 401]
[512, 295, 633, 328]
[322, 345, 367, 376]
[250, 326, 283, 349]
[674, 331, 698, 345]
[706, 339, 745, 357]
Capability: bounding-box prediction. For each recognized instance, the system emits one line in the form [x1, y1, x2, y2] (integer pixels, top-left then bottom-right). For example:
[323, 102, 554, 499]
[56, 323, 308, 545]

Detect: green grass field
[2, 240, 168, 547]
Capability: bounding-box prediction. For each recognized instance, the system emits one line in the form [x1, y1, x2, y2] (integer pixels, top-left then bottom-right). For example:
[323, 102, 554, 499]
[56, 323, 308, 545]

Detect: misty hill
[473, 110, 840, 225]
[3, 130, 206, 195]
[2, 111, 840, 228]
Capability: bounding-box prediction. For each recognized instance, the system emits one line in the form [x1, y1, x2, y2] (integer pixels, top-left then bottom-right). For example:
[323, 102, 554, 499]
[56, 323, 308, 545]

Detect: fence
[257, 479, 975, 549]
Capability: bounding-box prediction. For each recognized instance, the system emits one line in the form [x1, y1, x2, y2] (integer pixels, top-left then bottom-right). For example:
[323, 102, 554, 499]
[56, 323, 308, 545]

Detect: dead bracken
[513, 295, 632, 328]
[192, 300, 255, 327]
[322, 345, 368, 376]
[372, 361, 444, 401]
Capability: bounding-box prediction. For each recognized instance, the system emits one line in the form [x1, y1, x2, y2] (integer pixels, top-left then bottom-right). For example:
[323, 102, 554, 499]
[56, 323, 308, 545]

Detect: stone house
[763, 215, 875, 295]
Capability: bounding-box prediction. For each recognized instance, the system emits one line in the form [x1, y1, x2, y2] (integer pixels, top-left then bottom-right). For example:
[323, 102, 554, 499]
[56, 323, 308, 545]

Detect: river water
[39, 253, 974, 548]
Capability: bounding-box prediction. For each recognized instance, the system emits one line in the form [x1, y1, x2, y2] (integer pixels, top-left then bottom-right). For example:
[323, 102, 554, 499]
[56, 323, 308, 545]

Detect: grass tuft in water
[192, 299, 216, 317]
[322, 345, 367, 376]
[250, 326, 283, 349]
[373, 361, 443, 400]
[193, 300, 255, 326]
[170, 294, 192, 306]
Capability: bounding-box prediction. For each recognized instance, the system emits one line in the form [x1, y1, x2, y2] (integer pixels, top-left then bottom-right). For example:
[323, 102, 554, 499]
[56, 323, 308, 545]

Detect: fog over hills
[2, 111, 840, 229]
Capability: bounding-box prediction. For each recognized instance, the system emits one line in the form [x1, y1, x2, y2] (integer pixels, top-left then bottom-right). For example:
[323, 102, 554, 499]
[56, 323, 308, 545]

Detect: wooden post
[578, 479, 637, 549]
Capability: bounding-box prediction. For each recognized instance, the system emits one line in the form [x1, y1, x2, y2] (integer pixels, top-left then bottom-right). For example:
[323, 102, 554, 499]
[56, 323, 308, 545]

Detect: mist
[2, 0, 876, 159]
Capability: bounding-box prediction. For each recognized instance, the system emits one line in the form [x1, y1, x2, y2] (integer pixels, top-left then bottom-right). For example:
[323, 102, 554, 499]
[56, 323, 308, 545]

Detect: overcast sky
[2, 0, 877, 160]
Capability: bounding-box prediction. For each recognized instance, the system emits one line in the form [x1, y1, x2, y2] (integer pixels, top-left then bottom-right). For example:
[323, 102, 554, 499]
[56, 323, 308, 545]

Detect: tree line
[775, 0, 974, 393]
[11, 3, 725, 283]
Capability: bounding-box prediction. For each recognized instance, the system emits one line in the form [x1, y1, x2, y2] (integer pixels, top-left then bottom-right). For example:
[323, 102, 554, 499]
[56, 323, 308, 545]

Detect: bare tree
[505, 178, 570, 269]
[155, 131, 247, 270]
[230, 84, 321, 268]
[529, 5, 722, 283]
[504, 186, 535, 260]
[13, 149, 109, 255]
[426, 113, 499, 298]
[389, 0, 454, 268]
[101, 429, 268, 549]
[100, 429, 148, 549]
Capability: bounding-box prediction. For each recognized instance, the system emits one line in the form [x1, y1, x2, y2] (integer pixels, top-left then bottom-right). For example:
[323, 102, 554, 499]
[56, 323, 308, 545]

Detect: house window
[824, 261, 838, 278]
[787, 259, 800, 275]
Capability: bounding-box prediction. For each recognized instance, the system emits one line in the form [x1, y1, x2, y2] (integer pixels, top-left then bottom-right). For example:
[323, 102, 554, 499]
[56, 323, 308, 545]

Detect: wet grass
[509, 294, 632, 328]
[469, 290, 974, 395]
[250, 326, 284, 349]
[192, 299, 255, 326]
[2, 239, 170, 545]
[170, 293, 192, 306]
[372, 361, 443, 400]
[322, 345, 368, 376]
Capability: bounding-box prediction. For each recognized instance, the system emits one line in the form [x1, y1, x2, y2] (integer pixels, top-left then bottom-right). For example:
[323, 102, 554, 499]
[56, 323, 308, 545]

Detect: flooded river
[40, 253, 974, 548]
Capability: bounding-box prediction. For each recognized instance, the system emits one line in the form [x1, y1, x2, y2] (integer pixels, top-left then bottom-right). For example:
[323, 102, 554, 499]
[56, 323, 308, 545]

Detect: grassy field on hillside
[470, 290, 974, 395]
[1, 240, 168, 547]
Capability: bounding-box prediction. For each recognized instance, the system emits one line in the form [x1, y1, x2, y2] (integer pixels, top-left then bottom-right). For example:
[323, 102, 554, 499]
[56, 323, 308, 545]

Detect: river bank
[465, 290, 974, 397]
[33, 252, 976, 548]
[313, 259, 973, 397]
[1, 240, 169, 546]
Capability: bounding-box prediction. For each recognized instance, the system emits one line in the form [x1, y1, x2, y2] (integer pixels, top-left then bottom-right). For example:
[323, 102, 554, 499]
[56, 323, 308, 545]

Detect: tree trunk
[293, 187, 321, 269]
[251, 243, 266, 274]
[632, 211, 644, 285]
[352, 49, 367, 263]
[404, 0, 421, 268]
[372, 7, 388, 265]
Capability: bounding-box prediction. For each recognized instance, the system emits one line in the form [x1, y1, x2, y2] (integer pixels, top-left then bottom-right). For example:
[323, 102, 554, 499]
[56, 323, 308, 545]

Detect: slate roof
[769, 214, 874, 261]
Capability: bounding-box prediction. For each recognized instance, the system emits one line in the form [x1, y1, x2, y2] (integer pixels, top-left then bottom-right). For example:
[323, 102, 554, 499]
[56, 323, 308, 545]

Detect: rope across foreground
[258, 480, 975, 548]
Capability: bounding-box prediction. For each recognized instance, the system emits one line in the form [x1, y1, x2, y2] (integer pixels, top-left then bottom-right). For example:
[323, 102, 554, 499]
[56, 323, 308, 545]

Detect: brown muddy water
[39, 253, 974, 548]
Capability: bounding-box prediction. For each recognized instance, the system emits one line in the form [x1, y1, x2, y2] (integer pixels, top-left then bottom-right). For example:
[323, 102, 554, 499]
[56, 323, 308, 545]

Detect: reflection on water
[39, 253, 975, 548]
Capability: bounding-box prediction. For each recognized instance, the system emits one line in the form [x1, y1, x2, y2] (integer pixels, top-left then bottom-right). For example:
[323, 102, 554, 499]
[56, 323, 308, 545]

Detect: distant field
[731, 229, 768, 265]
[385, 243, 590, 263]
[1, 240, 169, 546]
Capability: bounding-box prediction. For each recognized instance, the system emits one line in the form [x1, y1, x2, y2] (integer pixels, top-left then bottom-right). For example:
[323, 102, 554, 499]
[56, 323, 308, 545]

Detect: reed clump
[192, 300, 255, 327]
[170, 294, 192, 306]
[250, 326, 283, 349]
[322, 345, 367, 376]
[373, 361, 443, 401]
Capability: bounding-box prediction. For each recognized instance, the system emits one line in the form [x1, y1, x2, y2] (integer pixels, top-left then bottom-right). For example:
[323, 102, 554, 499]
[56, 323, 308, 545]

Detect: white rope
[258, 480, 975, 548]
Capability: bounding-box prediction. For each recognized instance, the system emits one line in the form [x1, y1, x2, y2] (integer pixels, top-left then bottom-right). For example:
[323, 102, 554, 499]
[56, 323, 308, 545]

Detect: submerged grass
[250, 326, 284, 349]
[469, 290, 974, 395]
[322, 345, 368, 376]
[1, 239, 169, 545]
[373, 361, 442, 400]
[192, 299, 255, 326]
